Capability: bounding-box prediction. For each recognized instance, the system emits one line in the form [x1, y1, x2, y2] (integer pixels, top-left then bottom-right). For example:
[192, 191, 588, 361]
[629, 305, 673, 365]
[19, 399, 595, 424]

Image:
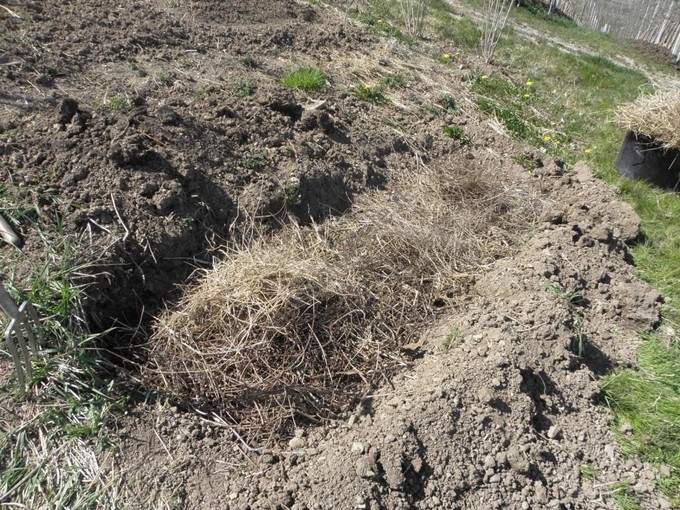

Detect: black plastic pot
[615, 131, 680, 189]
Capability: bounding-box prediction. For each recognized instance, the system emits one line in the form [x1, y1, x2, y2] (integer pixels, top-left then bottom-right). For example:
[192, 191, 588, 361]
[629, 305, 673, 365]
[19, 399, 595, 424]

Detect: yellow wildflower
[523, 93, 530, 98]
[377, 19, 383, 25]
[481, 74, 488, 80]
[584, 148, 592, 154]
[526, 80, 533, 87]
[544, 135, 552, 142]
[441, 53, 451, 63]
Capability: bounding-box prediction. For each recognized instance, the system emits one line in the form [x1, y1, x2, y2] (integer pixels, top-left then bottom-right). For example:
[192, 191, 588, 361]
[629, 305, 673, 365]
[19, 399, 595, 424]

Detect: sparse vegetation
[442, 327, 461, 351]
[241, 56, 258, 68]
[281, 66, 326, 91]
[439, 92, 459, 113]
[193, 86, 214, 102]
[130, 62, 148, 78]
[93, 94, 132, 114]
[272, 177, 302, 207]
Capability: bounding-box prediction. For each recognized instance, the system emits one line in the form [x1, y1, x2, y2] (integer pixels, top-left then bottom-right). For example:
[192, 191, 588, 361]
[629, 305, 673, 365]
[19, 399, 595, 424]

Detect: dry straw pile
[616, 88, 680, 150]
[144, 161, 537, 436]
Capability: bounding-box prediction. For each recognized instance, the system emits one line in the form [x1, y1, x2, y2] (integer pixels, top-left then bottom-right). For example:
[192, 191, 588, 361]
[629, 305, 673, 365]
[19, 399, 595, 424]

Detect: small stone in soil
[547, 425, 560, 439]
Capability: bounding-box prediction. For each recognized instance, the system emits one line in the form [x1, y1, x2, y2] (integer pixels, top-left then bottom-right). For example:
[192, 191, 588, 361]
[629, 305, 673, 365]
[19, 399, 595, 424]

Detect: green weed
[381, 73, 406, 89]
[439, 93, 459, 113]
[246, 152, 268, 171]
[193, 86, 214, 102]
[273, 178, 302, 207]
[442, 327, 461, 351]
[352, 84, 388, 104]
[234, 79, 255, 97]
[443, 124, 469, 144]
[130, 63, 148, 78]
[158, 72, 175, 86]
[476, 97, 533, 140]
[93, 94, 132, 114]
[513, 152, 541, 170]
[611, 482, 642, 510]
[547, 282, 586, 356]
[281, 67, 326, 92]
[579, 464, 600, 480]
[241, 56, 258, 68]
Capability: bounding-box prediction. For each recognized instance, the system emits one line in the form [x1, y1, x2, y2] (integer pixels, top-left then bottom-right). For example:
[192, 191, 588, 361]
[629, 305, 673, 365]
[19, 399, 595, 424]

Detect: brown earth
[0, 0, 673, 509]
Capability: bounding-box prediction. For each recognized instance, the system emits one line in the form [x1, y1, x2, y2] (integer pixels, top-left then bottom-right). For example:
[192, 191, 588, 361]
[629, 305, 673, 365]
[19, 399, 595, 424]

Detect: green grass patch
[475, 96, 533, 140]
[350, 0, 416, 45]
[94, 94, 132, 114]
[472, 37, 649, 157]
[509, 3, 675, 74]
[433, 15, 481, 49]
[281, 67, 326, 92]
[603, 338, 680, 503]
[0, 209, 125, 508]
[157, 71, 175, 86]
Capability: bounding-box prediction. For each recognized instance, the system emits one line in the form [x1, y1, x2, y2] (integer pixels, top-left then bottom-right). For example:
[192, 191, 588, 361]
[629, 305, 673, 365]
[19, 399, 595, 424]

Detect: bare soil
[0, 1, 673, 509]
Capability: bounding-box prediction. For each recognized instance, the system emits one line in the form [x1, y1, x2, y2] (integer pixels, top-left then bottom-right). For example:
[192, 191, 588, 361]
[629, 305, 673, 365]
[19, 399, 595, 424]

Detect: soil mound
[115, 162, 667, 510]
[145, 161, 537, 435]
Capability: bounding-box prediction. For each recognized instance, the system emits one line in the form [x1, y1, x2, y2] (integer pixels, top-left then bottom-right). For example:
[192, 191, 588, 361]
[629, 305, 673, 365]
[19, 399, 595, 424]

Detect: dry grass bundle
[144, 161, 538, 437]
[616, 88, 680, 150]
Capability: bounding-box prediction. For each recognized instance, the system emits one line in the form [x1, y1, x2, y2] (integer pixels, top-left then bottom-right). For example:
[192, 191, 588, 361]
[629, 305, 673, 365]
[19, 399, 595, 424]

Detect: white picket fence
[543, 0, 680, 61]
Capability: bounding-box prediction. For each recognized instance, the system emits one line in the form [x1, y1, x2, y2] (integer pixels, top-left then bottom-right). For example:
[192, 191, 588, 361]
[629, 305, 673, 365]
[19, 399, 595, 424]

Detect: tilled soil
[1, 0, 425, 328]
[0, 0, 673, 509]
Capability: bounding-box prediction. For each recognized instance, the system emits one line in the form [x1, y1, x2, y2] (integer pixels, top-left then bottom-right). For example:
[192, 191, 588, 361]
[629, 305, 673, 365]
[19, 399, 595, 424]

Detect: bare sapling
[480, 0, 514, 63]
[399, 0, 432, 37]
